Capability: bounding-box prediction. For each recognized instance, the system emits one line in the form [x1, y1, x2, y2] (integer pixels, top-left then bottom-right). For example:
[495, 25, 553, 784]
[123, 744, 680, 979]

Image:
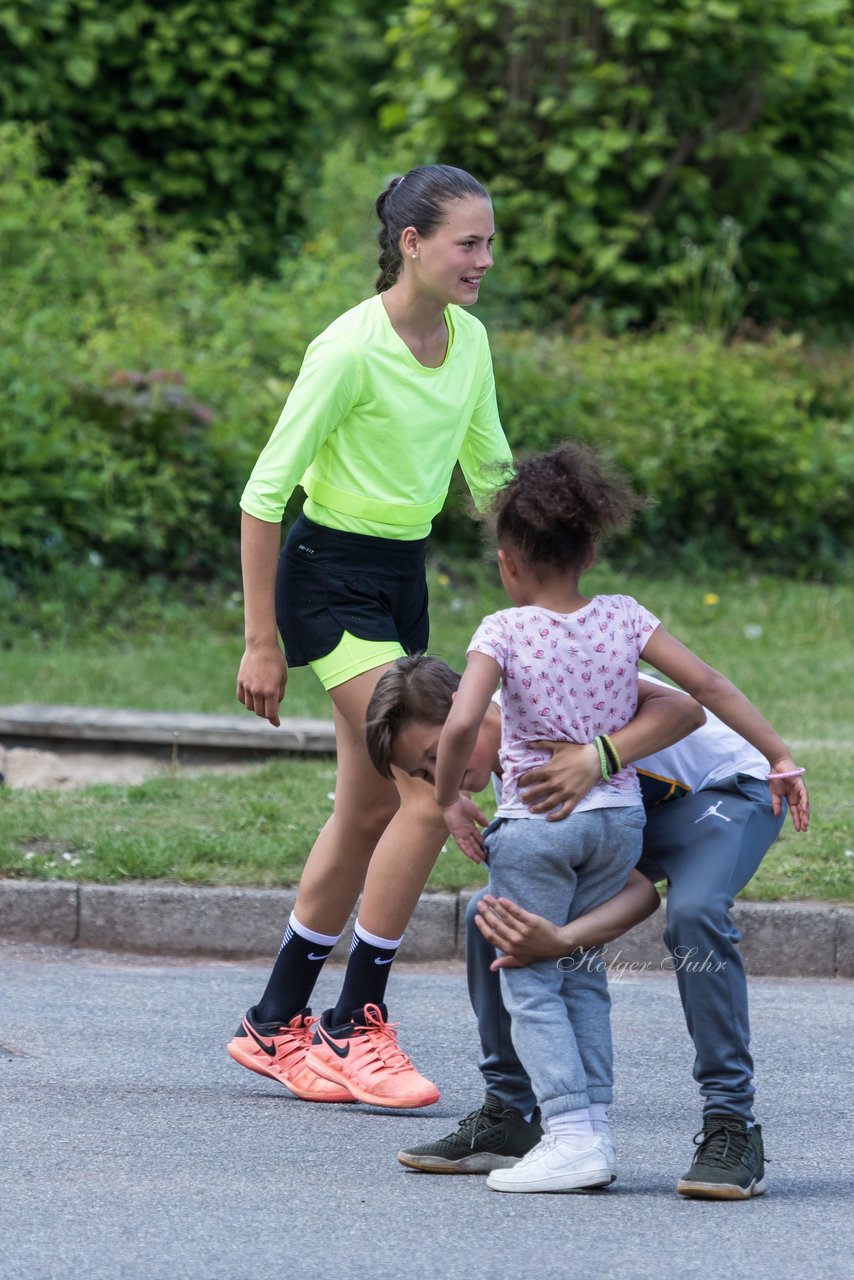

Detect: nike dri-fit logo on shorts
[307, 952, 328, 960]
[316, 1026, 350, 1059]
[245, 1023, 277, 1056]
[374, 957, 394, 965]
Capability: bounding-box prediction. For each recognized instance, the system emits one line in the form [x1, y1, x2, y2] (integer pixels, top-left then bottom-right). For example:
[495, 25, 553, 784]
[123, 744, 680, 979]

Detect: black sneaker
[677, 1116, 767, 1199]
[397, 1092, 543, 1173]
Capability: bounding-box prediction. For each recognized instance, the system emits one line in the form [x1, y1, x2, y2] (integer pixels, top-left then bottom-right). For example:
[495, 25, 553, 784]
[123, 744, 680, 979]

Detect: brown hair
[490, 441, 646, 573]
[374, 164, 490, 292]
[365, 655, 461, 779]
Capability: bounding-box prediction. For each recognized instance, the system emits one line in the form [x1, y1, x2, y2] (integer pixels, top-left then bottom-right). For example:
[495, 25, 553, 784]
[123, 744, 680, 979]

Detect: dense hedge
[1, 126, 851, 611]
[489, 331, 853, 577]
[381, 0, 854, 327]
[1, 0, 852, 327]
[0, 0, 394, 264]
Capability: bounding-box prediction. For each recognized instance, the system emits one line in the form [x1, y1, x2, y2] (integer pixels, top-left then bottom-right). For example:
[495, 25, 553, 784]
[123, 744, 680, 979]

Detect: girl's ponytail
[375, 178, 405, 292]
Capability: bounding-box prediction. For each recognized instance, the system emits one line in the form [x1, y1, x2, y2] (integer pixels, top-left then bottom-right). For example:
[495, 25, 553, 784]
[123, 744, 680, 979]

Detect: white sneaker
[601, 1134, 618, 1184]
[486, 1133, 612, 1194]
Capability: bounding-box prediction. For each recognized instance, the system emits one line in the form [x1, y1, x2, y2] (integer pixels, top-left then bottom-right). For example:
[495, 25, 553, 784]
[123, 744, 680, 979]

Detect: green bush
[1, 124, 851, 619]
[0, 0, 396, 264]
[434, 329, 854, 577]
[0, 125, 262, 585]
[0, 126, 385, 611]
[381, 0, 854, 328]
[3, 1, 853, 332]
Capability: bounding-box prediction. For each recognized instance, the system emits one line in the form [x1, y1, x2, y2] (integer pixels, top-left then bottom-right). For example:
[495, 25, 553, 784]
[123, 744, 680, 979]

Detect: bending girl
[227, 164, 512, 1109]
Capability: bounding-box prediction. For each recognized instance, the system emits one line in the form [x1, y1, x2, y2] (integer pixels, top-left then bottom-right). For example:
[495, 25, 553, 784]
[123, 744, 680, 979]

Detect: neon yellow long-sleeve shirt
[240, 294, 513, 539]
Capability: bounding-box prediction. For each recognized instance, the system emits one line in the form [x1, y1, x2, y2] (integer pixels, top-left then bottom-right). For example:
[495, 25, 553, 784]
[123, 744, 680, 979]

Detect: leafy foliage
[380, 0, 854, 326]
[1, 124, 851, 613]
[2, 1, 853, 327]
[0, 127, 394, 606]
[0, 125, 257, 584]
[487, 329, 854, 576]
[0, 0, 395, 262]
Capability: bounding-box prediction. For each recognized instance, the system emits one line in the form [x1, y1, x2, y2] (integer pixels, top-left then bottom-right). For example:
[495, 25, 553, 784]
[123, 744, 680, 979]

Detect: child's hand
[441, 795, 488, 864]
[474, 894, 565, 968]
[518, 740, 600, 820]
[767, 757, 810, 832]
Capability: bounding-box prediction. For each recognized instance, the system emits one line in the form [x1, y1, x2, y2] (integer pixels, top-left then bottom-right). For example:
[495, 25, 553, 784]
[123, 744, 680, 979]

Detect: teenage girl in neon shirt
[227, 165, 513, 1108]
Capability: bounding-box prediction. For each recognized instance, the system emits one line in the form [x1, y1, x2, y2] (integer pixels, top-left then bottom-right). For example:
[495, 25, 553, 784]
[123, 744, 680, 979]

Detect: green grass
[1, 561, 852, 901]
[0, 759, 492, 894]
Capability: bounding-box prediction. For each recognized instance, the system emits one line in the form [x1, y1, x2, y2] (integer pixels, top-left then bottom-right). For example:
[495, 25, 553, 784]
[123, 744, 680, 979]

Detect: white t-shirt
[633, 674, 767, 794]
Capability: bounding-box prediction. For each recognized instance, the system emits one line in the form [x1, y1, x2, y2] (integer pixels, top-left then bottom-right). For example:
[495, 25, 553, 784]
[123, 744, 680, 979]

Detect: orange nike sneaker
[305, 1002, 440, 1109]
[227, 1008, 354, 1103]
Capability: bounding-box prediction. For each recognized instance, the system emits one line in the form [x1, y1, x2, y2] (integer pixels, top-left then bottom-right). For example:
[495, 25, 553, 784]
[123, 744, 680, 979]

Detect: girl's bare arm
[475, 871, 661, 969]
[236, 511, 287, 726]
[519, 679, 705, 819]
[641, 627, 809, 831]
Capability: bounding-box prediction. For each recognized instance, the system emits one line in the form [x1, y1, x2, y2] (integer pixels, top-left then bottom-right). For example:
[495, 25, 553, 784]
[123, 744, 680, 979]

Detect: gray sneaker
[398, 1092, 542, 1174]
[677, 1116, 767, 1200]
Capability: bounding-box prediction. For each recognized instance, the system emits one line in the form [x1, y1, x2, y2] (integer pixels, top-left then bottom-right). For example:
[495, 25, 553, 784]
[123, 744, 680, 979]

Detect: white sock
[547, 1108, 595, 1143]
[589, 1103, 611, 1139]
[351, 920, 405, 951]
[281, 911, 340, 952]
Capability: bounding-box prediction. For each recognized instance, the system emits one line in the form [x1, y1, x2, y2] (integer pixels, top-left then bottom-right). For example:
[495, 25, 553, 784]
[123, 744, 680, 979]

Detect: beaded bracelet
[766, 767, 806, 780]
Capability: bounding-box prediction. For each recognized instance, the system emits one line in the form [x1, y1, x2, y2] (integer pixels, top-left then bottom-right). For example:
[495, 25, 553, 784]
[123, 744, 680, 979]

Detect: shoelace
[251, 1012, 314, 1064]
[516, 1133, 554, 1165]
[691, 1122, 752, 1172]
[358, 1003, 416, 1073]
[300, 1014, 318, 1044]
[453, 1104, 503, 1150]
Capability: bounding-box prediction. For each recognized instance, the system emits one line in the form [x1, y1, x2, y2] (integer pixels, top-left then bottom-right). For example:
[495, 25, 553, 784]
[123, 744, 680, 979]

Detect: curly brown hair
[489, 442, 645, 572]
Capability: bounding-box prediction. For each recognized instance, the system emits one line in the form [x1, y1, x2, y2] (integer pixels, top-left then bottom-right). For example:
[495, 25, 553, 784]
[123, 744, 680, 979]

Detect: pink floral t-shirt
[469, 594, 660, 817]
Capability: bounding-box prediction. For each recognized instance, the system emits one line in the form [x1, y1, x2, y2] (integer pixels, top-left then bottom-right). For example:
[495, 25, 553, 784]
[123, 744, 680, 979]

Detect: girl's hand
[441, 795, 488, 864]
[767, 756, 810, 832]
[474, 894, 565, 968]
[237, 644, 287, 727]
[518, 741, 600, 820]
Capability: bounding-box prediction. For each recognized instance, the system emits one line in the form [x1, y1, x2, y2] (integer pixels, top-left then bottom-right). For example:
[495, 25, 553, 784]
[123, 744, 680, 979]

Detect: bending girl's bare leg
[247, 665, 403, 1030]
[293, 665, 447, 1105]
[295, 664, 448, 937]
[357, 767, 449, 938]
[292, 696, 400, 934]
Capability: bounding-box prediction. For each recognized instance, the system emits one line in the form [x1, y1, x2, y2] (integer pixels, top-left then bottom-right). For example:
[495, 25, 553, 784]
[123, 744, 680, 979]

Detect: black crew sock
[254, 913, 339, 1025]
[331, 923, 402, 1025]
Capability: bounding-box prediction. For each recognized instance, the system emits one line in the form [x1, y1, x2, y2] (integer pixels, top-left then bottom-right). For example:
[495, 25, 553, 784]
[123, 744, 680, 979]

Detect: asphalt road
[1, 943, 852, 1280]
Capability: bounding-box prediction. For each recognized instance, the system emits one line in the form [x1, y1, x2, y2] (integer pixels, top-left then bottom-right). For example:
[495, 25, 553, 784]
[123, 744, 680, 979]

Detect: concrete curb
[0, 703, 336, 756]
[1, 879, 852, 977]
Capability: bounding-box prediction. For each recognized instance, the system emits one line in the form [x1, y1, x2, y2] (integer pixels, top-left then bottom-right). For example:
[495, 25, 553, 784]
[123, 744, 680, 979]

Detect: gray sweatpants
[484, 806, 645, 1120]
[470, 775, 784, 1123]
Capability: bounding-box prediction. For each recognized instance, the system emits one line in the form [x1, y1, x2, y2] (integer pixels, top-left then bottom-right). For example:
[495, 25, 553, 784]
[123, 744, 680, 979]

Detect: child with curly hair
[434, 442, 808, 1194]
